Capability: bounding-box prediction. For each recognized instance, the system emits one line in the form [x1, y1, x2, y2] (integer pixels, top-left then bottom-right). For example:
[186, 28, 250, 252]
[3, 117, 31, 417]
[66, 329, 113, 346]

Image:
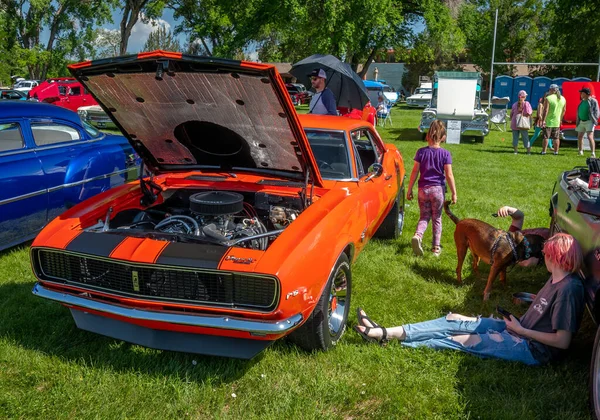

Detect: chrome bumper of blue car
[32, 283, 302, 335]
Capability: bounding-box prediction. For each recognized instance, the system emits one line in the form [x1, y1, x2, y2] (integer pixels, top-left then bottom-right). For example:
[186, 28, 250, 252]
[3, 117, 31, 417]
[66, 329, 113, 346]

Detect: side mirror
[364, 163, 383, 182]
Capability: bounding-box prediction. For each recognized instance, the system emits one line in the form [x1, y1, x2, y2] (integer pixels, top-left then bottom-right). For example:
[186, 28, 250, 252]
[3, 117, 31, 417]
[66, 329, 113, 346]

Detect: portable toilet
[511, 76, 533, 107]
[552, 77, 570, 92]
[572, 77, 592, 82]
[493, 75, 513, 102]
[530, 76, 552, 110]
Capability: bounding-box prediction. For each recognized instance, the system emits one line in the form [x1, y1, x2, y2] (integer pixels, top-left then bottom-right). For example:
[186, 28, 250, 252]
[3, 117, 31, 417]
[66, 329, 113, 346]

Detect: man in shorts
[541, 84, 567, 155]
[576, 87, 600, 158]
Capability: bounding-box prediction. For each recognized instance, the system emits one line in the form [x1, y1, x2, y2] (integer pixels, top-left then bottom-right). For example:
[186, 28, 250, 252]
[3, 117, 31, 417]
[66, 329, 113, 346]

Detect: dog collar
[522, 236, 531, 260]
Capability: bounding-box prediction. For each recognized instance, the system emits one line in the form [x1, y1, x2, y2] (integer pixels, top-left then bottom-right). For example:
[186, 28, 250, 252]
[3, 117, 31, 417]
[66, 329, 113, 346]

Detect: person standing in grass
[541, 84, 566, 155]
[576, 87, 599, 158]
[407, 120, 457, 257]
[511, 90, 533, 154]
[355, 233, 584, 366]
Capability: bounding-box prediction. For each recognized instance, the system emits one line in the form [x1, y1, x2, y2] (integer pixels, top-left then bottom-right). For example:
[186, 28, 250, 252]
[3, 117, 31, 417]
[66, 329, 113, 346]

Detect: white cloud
[247, 51, 259, 62]
[129, 13, 171, 52]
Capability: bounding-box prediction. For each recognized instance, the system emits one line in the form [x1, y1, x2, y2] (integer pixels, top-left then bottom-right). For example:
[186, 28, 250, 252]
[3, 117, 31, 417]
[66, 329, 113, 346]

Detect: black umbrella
[290, 54, 370, 110]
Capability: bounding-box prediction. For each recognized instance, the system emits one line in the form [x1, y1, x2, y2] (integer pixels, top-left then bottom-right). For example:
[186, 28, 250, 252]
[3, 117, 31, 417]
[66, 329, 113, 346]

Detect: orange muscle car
[30, 51, 405, 359]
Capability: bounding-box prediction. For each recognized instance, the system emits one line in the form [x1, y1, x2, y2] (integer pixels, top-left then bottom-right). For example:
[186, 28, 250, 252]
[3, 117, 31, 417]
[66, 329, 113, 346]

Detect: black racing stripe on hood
[156, 242, 227, 269]
[65, 232, 127, 257]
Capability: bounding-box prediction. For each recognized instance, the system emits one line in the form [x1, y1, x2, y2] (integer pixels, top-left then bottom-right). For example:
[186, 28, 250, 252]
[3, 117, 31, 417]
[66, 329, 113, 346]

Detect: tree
[92, 28, 122, 58]
[142, 25, 181, 52]
[401, 0, 466, 90]
[118, 0, 166, 55]
[543, 0, 600, 79]
[458, 0, 546, 76]
[3, 0, 114, 79]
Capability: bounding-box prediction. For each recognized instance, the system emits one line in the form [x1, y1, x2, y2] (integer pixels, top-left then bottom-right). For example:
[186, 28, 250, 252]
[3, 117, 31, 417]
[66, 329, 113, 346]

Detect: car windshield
[415, 88, 432, 95]
[304, 129, 351, 180]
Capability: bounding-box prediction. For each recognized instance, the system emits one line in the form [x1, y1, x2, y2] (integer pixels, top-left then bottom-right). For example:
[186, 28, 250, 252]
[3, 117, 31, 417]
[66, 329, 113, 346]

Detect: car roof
[298, 114, 374, 131]
[0, 101, 81, 124]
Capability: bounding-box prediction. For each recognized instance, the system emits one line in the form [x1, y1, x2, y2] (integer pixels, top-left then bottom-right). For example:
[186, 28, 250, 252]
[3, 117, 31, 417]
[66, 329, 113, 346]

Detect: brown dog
[444, 201, 544, 300]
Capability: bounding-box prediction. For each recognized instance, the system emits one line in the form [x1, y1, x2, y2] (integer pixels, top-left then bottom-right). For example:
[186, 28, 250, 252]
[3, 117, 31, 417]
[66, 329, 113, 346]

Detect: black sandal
[353, 324, 388, 345]
[356, 307, 381, 328]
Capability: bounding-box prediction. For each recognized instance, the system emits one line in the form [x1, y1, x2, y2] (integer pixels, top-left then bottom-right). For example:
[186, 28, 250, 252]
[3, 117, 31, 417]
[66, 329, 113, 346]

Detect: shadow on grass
[0, 281, 304, 384]
[409, 260, 460, 286]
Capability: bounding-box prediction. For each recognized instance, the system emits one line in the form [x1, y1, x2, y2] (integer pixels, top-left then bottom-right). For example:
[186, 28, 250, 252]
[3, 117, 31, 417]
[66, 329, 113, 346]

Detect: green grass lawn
[0, 105, 593, 419]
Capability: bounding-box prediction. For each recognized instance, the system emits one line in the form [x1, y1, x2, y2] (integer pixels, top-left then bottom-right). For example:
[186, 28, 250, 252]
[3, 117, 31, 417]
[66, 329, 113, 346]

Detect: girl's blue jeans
[401, 315, 540, 365]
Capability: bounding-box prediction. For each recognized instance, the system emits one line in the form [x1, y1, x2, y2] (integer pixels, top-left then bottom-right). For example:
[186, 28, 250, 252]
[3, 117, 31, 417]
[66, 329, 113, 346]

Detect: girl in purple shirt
[407, 120, 457, 257]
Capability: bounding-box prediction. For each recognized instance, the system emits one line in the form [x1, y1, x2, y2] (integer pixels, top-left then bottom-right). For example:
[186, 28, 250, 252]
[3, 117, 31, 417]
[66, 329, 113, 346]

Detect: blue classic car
[0, 101, 138, 251]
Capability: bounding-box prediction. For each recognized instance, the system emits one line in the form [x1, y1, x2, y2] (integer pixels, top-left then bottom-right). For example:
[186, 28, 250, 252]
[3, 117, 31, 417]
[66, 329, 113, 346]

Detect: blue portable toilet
[572, 77, 591, 82]
[511, 76, 533, 107]
[552, 77, 570, 92]
[530, 76, 552, 110]
[493, 75, 513, 102]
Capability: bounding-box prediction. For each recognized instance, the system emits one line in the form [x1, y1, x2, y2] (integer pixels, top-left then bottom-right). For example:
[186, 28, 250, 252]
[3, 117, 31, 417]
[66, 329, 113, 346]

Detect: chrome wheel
[397, 188, 405, 236]
[328, 262, 348, 337]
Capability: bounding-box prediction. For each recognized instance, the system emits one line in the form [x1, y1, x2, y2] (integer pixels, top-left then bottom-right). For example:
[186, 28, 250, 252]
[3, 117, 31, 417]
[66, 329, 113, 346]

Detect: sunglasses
[310, 76, 319, 81]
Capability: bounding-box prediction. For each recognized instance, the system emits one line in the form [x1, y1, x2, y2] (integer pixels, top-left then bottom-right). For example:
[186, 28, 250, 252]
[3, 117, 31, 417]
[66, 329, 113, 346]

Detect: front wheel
[288, 253, 351, 351]
[374, 187, 404, 239]
[590, 326, 600, 419]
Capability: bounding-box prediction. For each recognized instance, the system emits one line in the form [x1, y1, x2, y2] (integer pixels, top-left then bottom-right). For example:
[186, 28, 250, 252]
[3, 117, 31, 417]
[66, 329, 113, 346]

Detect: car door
[30, 119, 88, 221]
[0, 121, 48, 250]
[352, 127, 393, 237]
[63, 85, 86, 111]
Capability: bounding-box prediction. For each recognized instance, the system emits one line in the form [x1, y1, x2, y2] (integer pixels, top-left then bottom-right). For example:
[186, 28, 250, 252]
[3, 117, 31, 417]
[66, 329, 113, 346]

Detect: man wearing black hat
[308, 68, 337, 115]
[576, 87, 600, 157]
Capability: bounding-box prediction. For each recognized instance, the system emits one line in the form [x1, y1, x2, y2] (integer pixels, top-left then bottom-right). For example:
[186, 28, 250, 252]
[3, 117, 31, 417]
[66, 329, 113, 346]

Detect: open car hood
[68, 51, 321, 186]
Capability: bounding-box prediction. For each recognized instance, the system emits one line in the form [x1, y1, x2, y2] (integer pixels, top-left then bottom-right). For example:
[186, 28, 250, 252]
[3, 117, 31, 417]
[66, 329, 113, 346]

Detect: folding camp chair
[377, 103, 393, 127]
[489, 96, 510, 131]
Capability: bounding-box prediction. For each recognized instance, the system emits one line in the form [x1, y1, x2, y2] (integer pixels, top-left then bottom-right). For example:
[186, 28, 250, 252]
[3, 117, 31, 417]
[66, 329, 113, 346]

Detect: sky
[105, 8, 186, 53]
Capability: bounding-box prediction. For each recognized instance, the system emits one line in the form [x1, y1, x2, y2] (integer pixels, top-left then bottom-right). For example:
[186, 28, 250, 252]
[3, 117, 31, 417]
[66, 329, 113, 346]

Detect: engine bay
[86, 189, 303, 250]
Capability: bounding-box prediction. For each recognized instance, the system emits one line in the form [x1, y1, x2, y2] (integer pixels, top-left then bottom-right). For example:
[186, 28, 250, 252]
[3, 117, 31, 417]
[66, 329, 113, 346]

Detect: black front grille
[34, 249, 278, 311]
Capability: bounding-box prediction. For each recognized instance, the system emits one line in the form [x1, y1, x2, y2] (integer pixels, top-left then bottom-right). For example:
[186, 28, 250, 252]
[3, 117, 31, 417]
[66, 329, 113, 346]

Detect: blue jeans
[512, 129, 530, 148]
[401, 315, 540, 365]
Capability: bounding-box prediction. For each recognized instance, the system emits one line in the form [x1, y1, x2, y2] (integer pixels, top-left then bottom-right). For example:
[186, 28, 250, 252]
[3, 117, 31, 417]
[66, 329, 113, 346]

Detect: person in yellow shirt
[540, 84, 567, 155]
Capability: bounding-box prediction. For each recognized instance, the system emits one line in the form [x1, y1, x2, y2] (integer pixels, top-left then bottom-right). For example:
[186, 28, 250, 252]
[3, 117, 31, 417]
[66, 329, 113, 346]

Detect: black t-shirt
[519, 273, 585, 362]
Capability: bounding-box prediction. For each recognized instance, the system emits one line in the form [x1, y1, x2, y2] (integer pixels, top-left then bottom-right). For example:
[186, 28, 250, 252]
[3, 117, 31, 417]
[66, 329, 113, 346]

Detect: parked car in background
[364, 80, 399, 106]
[13, 80, 39, 93]
[0, 89, 29, 100]
[406, 84, 433, 108]
[0, 101, 139, 252]
[28, 78, 96, 111]
[419, 71, 489, 141]
[78, 105, 117, 129]
[549, 160, 600, 419]
[31, 52, 406, 360]
[286, 83, 311, 105]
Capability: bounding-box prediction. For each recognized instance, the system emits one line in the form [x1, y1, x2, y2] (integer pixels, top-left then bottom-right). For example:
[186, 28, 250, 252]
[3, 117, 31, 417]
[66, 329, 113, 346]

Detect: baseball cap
[518, 90, 527, 97]
[579, 87, 591, 95]
[549, 84, 559, 90]
[309, 68, 327, 79]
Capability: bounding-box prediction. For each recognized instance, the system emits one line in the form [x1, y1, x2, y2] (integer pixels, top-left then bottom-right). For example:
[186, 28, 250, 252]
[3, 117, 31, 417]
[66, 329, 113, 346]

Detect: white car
[406, 84, 433, 108]
[77, 105, 117, 129]
[14, 80, 39, 93]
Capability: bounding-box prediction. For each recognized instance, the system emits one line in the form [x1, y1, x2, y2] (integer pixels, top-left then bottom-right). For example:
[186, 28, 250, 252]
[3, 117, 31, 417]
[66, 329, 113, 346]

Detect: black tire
[590, 326, 600, 419]
[288, 253, 351, 352]
[374, 187, 404, 239]
[549, 214, 560, 237]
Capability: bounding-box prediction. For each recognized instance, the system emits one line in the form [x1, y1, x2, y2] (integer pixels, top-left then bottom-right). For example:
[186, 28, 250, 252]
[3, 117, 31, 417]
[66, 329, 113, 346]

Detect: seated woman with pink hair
[355, 233, 585, 365]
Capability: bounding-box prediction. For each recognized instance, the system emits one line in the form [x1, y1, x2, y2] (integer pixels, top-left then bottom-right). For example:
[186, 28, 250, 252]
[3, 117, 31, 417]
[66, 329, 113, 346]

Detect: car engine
[88, 190, 301, 250]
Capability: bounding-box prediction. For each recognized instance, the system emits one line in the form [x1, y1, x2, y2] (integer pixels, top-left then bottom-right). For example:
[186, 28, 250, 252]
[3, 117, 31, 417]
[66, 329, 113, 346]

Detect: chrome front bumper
[32, 283, 302, 335]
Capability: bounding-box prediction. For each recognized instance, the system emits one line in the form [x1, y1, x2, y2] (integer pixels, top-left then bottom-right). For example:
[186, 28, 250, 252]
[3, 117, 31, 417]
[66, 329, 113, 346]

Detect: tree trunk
[359, 46, 379, 79]
[120, 0, 148, 55]
[41, 1, 67, 80]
